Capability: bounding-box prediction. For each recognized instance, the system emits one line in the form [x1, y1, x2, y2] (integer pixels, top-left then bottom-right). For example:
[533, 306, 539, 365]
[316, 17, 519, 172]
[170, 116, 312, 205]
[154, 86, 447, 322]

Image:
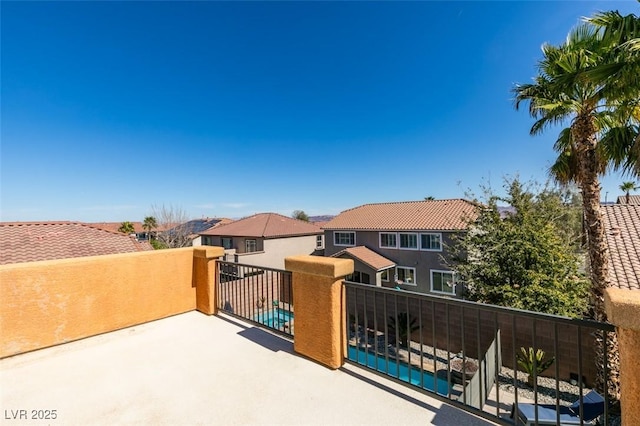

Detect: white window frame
[398, 233, 419, 250]
[334, 231, 356, 247]
[245, 239, 257, 253]
[379, 232, 398, 249]
[420, 233, 443, 251]
[381, 269, 390, 282]
[395, 266, 416, 286]
[316, 235, 324, 249]
[430, 270, 456, 295]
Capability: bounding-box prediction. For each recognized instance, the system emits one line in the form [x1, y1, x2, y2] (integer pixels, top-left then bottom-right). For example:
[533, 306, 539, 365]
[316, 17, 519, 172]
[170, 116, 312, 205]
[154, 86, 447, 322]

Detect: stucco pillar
[193, 246, 224, 315]
[285, 255, 354, 369]
[604, 288, 640, 425]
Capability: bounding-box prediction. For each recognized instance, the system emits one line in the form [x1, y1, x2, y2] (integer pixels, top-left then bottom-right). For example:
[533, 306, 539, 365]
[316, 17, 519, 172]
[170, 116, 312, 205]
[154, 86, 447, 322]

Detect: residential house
[200, 213, 323, 270]
[0, 221, 152, 265]
[602, 204, 640, 290]
[323, 199, 477, 296]
[168, 217, 233, 247]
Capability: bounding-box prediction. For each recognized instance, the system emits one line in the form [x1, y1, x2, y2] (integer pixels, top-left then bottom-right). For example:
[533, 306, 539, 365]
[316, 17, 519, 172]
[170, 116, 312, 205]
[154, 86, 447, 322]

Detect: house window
[431, 270, 455, 295]
[421, 233, 442, 251]
[221, 237, 232, 249]
[316, 235, 324, 249]
[395, 266, 416, 285]
[399, 233, 418, 250]
[347, 270, 370, 284]
[379, 232, 397, 248]
[381, 269, 390, 281]
[245, 239, 257, 253]
[334, 232, 355, 246]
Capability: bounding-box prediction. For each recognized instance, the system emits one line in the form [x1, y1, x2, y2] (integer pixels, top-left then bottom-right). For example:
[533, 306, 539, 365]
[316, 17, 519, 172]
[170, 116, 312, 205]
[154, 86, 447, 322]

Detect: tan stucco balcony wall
[605, 288, 640, 426]
[0, 246, 223, 358]
[285, 255, 354, 369]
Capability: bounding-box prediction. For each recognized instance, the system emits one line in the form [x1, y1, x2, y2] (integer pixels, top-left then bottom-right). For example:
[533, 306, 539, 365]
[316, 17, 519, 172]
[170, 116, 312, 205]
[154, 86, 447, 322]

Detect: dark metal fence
[344, 281, 616, 426]
[216, 261, 293, 337]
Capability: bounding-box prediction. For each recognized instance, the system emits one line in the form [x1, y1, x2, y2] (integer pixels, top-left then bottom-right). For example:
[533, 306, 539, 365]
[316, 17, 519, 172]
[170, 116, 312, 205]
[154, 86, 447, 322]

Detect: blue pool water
[255, 308, 293, 329]
[348, 346, 450, 395]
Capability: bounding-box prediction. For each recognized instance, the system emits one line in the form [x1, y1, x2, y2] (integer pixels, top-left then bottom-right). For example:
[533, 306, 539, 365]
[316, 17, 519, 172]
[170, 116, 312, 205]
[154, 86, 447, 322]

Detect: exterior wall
[325, 229, 460, 296]
[0, 247, 222, 358]
[232, 235, 320, 270]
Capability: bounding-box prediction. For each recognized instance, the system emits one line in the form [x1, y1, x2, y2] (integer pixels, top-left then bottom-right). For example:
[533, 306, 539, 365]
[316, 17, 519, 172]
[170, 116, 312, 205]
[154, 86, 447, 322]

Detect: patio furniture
[511, 390, 605, 425]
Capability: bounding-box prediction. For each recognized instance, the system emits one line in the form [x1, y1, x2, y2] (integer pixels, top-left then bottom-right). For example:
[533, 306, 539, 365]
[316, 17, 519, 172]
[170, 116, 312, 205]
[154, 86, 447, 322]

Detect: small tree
[151, 204, 192, 248]
[619, 181, 638, 204]
[388, 312, 419, 347]
[118, 221, 135, 235]
[450, 178, 589, 318]
[292, 210, 309, 222]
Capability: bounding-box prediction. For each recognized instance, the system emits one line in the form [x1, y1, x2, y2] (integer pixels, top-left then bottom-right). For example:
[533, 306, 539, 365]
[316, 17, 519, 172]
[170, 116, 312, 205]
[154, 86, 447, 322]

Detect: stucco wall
[1, 248, 198, 358]
[236, 235, 319, 270]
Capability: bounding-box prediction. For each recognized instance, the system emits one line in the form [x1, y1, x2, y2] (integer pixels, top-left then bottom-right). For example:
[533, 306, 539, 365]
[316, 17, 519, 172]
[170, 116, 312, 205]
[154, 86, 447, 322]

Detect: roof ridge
[339, 198, 474, 213]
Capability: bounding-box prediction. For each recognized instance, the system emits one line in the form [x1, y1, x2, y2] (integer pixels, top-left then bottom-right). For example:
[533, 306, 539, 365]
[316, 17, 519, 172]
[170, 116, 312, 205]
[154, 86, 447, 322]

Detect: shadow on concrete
[216, 313, 294, 353]
[339, 366, 497, 426]
[236, 327, 294, 353]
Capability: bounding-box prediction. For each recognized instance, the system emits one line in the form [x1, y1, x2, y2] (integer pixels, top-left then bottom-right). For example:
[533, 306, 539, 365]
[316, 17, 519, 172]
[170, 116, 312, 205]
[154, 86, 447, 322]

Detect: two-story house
[323, 199, 477, 297]
[200, 212, 323, 270]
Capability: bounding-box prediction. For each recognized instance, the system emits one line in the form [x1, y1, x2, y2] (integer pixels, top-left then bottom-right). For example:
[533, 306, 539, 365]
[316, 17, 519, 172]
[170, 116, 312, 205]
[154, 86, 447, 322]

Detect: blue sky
[2, 1, 638, 222]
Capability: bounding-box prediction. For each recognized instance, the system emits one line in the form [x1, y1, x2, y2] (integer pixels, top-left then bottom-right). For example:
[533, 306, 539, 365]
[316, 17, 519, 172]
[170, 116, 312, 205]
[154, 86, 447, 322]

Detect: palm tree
[142, 216, 158, 241]
[619, 181, 638, 203]
[118, 221, 135, 234]
[514, 11, 640, 400]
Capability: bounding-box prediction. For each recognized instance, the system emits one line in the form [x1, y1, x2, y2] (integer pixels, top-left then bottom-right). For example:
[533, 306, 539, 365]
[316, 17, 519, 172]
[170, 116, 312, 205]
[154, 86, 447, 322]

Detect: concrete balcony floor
[1, 312, 496, 425]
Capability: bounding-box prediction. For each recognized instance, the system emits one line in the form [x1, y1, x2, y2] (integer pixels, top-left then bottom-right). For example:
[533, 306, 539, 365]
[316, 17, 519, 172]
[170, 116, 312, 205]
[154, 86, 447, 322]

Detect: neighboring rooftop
[602, 204, 640, 291]
[167, 217, 233, 236]
[0, 221, 152, 265]
[616, 194, 640, 205]
[91, 221, 146, 234]
[323, 199, 477, 231]
[331, 246, 395, 271]
[200, 213, 322, 238]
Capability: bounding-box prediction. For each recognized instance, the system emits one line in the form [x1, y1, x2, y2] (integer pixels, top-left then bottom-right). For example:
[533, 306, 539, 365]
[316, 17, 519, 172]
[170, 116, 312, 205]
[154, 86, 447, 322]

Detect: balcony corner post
[604, 288, 640, 425]
[285, 255, 354, 369]
[193, 246, 225, 315]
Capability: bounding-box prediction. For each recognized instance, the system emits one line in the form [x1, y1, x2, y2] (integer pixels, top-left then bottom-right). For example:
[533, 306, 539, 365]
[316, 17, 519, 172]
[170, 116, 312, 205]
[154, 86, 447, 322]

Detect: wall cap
[193, 246, 225, 259]
[605, 288, 640, 330]
[285, 255, 354, 278]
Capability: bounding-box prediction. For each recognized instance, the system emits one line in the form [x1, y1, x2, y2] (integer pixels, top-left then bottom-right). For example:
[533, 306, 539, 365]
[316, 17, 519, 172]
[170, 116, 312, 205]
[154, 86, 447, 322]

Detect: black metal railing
[344, 281, 616, 426]
[216, 261, 294, 337]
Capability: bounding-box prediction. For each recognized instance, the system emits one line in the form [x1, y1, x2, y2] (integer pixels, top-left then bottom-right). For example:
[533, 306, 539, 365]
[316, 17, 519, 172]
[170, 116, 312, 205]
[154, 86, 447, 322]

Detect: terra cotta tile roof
[90, 222, 146, 234]
[199, 213, 322, 238]
[331, 246, 395, 271]
[0, 221, 152, 265]
[602, 205, 640, 290]
[616, 195, 640, 205]
[323, 199, 477, 231]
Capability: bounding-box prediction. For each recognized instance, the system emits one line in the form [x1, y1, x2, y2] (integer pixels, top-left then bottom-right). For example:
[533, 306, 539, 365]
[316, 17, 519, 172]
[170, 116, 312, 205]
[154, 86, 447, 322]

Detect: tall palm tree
[143, 216, 158, 241]
[619, 181, 638, 203]
[514, 11, 640, 400]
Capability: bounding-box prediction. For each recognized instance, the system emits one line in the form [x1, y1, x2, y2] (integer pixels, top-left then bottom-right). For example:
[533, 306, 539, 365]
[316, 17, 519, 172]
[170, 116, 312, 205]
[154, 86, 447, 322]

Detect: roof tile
[331, 246, 395, 271]
[323, 199, 477, 231]
[602, 205, 640, 291]
[200, 213, 322, 238]
[0, 221, 152, 265]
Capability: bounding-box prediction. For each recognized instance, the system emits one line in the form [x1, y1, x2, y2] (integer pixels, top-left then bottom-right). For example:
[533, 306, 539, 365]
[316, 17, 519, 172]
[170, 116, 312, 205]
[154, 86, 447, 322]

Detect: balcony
[1, 311, 494, 425]
[2, 247, 640, 425]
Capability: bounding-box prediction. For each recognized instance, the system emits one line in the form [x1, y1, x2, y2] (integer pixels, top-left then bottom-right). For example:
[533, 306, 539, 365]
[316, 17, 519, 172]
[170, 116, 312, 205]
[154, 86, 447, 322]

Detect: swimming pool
[348, 346, 450, 395]
[255, 308, 293, 329]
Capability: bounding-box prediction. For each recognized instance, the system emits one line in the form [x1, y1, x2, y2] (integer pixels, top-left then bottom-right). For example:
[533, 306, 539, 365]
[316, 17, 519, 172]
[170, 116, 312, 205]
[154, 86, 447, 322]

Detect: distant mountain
[309, 215, 335, 223]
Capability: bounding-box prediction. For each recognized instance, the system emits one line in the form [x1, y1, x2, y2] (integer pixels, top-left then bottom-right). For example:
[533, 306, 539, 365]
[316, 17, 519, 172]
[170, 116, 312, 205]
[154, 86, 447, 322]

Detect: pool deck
[0, 311, 499, 425]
